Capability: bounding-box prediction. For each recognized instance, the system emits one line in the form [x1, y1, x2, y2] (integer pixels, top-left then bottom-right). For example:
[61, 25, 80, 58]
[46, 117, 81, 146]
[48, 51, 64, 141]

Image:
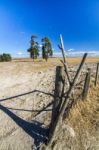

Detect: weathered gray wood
[95, 63, 99, 86]
[60, 34, 66, 63]
[47, 53, 88, 146]
[82, 68, 91, 100]
[50, 66, 64, 130]
[60, 60, 71, 86]
[59, 34, 70, 86]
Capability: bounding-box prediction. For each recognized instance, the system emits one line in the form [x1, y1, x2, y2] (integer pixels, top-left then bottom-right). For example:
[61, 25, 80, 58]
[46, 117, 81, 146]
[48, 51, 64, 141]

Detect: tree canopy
[27, 35, 39, 60]
[42, 37, 53, 61]
[0, 53, 12, 62]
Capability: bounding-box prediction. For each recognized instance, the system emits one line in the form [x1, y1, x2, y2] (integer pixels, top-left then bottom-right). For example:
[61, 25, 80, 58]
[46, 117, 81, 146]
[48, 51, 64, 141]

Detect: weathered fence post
[60, 60, 71, 86]
[82, 68, 91, 100]
[59, 34, 71, 86]
[95, 63, 99, 86]
[50, 66, 64, 132]
[60, 34, 66, 63]
[47, 53, 88, 146]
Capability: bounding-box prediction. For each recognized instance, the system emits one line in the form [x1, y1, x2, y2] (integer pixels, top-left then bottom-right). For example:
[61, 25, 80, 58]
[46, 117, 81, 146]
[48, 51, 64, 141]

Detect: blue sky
[0, 0, 99, 57]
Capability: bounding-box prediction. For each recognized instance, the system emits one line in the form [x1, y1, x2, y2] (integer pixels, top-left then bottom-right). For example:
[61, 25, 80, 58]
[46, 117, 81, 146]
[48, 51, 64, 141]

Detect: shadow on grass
[0, 104, 49, 149]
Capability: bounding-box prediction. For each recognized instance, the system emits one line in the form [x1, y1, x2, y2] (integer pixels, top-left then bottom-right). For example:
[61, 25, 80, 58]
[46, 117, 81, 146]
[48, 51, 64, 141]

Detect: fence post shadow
[0, 90, 54, 102]
[0, 104, 49, 149]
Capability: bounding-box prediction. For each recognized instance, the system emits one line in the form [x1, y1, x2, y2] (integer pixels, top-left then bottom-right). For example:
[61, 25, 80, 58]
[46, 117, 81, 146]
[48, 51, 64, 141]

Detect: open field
[0, 57, 99, 150]
[10, 57, 99, 73]
[13, 57, 99, 69]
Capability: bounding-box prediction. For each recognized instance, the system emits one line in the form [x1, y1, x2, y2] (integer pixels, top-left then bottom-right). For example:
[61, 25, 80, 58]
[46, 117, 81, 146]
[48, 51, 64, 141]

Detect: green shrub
[0, 53, 12, 62]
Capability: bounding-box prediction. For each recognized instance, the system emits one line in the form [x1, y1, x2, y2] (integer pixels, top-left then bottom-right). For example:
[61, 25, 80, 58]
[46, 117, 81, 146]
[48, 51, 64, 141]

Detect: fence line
[41, 36, 99, 150]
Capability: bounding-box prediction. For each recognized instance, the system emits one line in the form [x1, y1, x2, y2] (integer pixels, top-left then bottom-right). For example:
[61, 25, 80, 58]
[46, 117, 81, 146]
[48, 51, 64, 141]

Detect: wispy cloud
[17, 52, 23, 55]
[53, 52, 62, 57]
[54, 49, 99, 57]
[67, 48, 75, 52]
[67, 50, 99, 57]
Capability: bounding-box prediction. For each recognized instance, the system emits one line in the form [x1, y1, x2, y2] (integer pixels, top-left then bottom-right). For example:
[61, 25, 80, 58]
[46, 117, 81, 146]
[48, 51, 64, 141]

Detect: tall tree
[42, 37, 53, 61]
[27, 35, 39, 60]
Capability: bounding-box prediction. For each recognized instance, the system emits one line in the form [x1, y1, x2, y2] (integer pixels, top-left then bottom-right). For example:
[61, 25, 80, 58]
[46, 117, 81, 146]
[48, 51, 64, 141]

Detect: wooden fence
[40, 35, 99, 150]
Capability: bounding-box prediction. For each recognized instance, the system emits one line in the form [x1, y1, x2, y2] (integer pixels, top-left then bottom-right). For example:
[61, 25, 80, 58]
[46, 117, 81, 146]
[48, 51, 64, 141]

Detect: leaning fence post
[82, 68, 91, 100]
[60, 34, 66, 63]
[60, 60, 71, 86]
[95, 63, 99, 86]
[59, 34, 71, 86]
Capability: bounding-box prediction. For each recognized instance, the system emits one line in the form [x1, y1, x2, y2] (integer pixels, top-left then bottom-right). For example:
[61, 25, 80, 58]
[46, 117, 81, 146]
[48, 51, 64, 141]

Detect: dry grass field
[13, 57, 99, 71]
[0, 57, 99, 150]
[14, 57, 99, 64]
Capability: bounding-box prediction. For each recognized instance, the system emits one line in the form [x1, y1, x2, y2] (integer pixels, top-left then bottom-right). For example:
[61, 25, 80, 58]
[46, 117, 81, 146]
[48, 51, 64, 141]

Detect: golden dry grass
[12, 57, 99, 72]
[67, 57, 99, 64]
[13, 57, 99, 64]
[60, 82, 99, 149]
[67, 84, 99, 134]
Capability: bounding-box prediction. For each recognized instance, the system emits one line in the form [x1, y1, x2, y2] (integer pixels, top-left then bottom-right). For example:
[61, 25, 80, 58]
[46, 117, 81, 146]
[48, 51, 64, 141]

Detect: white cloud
[53, 52, 62, 57]
[39, 44, 42, 48]
[17, 52, 23, 55]
[53, 50, 99, 57]
[67, 48, 75, 52]
[67, 50, 99, 57]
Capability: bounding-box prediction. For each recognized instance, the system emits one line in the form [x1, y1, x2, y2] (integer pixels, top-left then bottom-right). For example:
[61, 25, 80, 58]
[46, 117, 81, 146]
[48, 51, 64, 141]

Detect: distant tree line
[27, 35, 53, 61]
[0, 53, 12, 62]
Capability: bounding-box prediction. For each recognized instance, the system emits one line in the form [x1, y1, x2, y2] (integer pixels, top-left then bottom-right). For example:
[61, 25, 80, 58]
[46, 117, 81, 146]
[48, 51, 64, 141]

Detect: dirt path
[0, 67, 55, 150]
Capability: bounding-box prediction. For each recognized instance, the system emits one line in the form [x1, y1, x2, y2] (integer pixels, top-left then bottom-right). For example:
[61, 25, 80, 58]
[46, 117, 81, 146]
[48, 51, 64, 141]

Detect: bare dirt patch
[0, 58, 99, 150]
